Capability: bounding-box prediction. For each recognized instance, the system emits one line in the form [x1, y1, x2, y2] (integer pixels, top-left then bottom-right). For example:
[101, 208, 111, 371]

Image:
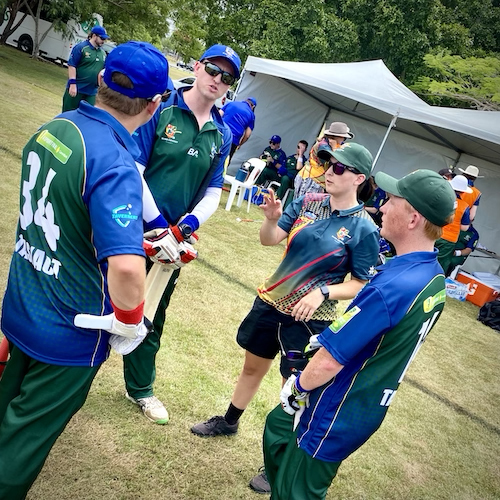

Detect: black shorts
[236, 297, 331, 378]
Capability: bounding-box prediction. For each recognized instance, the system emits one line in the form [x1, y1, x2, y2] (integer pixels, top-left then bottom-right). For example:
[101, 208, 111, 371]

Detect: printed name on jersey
[423, 289, 446, 313]
[36, 130, 72, 164]
[327, 305, 361, 334]
[14, 233, 61, 279]
[112, 204, 139, 228]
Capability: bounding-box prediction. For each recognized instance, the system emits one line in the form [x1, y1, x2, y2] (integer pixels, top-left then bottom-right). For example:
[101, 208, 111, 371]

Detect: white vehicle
[172, 76, 232, 109]
[0, 8, 104, 64]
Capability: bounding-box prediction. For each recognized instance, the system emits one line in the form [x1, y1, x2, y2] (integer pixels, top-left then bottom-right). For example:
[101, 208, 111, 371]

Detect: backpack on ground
[477, 299, 500, 332]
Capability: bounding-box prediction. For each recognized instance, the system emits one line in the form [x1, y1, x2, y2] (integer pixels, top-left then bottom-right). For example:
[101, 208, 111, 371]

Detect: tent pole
[372, 113, 398, 170]
[233, 70, 245, 98]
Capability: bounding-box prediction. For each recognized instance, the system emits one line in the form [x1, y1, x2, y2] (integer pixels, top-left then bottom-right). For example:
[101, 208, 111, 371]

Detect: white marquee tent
[230, 57, 500, 274]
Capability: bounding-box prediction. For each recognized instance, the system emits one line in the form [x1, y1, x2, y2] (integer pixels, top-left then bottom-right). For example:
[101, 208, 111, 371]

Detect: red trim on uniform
[111, 300, 144, 324]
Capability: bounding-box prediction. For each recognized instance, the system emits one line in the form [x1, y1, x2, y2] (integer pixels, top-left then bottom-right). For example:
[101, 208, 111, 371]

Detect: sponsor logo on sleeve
[36, 130, 72, 164]
[328, 305, 361, 334]
[112, 204, 138, 228]
[423, 289, 446, 313]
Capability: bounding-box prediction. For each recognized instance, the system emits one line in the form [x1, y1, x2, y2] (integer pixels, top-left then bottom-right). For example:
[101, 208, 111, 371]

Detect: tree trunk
[0, 0, 29, 45]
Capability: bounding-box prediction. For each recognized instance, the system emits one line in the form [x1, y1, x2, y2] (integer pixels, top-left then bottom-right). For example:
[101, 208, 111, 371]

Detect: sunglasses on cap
[328, 161, 360, 176]
[146, 89, 172, 103]
[202, 61, 236, 86]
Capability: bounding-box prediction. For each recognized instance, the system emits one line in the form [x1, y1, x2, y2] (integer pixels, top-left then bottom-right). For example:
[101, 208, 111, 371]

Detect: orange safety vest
[442, 197, 469, 243]
[459, 185, 481, 209]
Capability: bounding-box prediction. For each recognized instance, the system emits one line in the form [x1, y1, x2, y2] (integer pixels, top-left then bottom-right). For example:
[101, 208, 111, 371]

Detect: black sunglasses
[203, 61, 236, 86]
[328, 161, 360, 176]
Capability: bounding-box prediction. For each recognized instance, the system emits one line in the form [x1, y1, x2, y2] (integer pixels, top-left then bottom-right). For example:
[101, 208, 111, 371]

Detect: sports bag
[477, 299, 500, 332]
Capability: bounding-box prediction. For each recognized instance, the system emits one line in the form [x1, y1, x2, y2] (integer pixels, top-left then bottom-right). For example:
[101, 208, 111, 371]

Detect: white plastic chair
[224, 158, 266, 212]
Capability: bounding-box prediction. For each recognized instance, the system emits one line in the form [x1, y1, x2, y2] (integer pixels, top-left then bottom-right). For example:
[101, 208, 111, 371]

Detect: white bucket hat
[459, 165, 484, 178]
[449, 174, 473, 193]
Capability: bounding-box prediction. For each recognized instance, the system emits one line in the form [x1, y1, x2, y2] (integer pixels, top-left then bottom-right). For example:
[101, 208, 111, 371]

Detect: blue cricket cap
[199, 44, 241, 79]
[270, 135, 281, 144]
[103, 41, 169, 99]
[91, 25, 109, 39]
[247, 97, 257, 107]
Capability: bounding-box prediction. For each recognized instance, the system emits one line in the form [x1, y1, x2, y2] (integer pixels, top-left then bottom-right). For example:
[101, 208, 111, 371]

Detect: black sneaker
[191, 415, 239, 437]
[249, 467, 271, 494]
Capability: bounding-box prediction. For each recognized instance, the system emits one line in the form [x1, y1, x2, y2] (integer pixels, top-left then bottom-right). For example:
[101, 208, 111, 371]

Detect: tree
[0, 0, 36, 46]
[410, 52, 500, 109]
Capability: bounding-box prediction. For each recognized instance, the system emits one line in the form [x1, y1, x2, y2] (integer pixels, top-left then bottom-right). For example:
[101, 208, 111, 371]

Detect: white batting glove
[74, 313, 150, 355]
[143, 228, 180, 265]
[280, 374, 309, 416]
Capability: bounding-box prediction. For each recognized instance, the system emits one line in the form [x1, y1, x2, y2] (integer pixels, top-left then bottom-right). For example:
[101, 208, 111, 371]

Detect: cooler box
[455, 272, 499, 307]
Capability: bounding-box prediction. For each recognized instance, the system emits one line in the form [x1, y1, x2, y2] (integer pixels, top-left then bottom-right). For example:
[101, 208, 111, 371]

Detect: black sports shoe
[191, 415, 239, 437]
[249, 467, 271, 494]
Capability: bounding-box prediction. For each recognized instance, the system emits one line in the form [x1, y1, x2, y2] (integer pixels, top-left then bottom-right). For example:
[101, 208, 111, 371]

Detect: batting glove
[108, 317, 152, 355]
[143, 228, 181, 265]
[280, 374, 309, 416]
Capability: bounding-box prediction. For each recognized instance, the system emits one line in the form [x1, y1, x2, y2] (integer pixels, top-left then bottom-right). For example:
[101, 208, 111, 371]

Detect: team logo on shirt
[210, 142, 218, 160]
[336, 227, 351, 241]
[164, 124, 182, 141]
[112, 204, 139, 228]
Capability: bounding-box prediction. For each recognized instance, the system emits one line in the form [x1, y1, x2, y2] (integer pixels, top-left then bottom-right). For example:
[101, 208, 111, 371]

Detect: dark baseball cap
[103, 41, 169, 99]
[247, 97, 257, 107]
[317, 142, 373, 177]
[375, 169, 455, 227]
[91, 25, 109, 39]
[270, 135, 281, 144]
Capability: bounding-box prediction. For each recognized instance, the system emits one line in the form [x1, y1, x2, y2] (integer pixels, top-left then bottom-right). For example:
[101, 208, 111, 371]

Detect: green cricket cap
[316, 142, 373, 177]
[375, 169, 455, 227]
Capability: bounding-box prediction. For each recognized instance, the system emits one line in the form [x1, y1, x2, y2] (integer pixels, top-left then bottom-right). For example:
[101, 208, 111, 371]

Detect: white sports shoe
[125, 393, 169, 424]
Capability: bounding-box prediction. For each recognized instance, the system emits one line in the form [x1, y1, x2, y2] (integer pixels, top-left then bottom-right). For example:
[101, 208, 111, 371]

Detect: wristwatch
[320, 285, 329, 301]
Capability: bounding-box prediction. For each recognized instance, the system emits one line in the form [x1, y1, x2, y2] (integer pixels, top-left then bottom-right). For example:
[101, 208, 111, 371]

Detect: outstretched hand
[260, 188, 282, 221]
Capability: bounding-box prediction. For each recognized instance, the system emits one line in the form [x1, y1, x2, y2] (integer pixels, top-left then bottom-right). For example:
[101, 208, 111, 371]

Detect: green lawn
[0, 44, 499, 500]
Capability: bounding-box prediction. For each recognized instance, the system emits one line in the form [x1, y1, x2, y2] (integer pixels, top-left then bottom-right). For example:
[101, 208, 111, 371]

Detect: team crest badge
[336, 227, 350, 241]
[165, 124, 181, 139]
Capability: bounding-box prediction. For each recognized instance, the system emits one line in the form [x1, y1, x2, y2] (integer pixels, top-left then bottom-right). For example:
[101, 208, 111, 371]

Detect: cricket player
[264, 169, 455, 500]
[123, 44, 240, 424]
[0, 41, 169, 498]
[62, 25, 109, 112]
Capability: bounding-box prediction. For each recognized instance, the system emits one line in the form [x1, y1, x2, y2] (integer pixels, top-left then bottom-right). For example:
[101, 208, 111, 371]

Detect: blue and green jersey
[297, 250, 446, 461]
[1, 102, 145, 367]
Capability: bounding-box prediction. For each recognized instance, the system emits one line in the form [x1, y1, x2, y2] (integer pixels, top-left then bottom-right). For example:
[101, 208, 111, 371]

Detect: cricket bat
[143, 262, 174, 322]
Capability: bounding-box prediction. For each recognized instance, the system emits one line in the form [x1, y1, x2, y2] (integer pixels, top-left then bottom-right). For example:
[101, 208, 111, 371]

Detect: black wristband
[68, 79, 77, 85]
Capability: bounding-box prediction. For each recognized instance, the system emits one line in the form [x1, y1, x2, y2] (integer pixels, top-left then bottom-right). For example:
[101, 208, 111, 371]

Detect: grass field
[0, 44, 499, 500]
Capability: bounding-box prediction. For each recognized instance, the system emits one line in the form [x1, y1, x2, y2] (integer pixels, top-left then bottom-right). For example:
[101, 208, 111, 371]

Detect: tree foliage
[410, 52, 500, 109]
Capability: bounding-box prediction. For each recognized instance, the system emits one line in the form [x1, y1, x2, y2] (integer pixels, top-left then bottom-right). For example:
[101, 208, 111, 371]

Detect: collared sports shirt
[297, 251, 446, 462]
[285, 154, 308, 179]
[257, 193, 379, 320]
[1, 102, 145, 367]
[261, 146, 287, 169]
[221, 100, 255, 145]
[67, 40, 106, 96]
[133, 87, 232, 224]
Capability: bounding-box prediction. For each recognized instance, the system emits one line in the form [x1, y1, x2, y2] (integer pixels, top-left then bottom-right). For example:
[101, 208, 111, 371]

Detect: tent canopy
[231, 57, 500, 274]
